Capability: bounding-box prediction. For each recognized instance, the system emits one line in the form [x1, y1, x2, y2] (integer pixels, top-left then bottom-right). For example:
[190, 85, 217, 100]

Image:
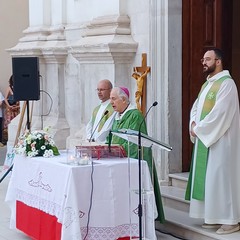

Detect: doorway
[182, 0, 240, 172]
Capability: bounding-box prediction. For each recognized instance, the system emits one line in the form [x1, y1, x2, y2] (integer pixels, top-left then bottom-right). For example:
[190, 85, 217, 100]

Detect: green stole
[92, 103, 114, 132]
[185, 75, 230, 201]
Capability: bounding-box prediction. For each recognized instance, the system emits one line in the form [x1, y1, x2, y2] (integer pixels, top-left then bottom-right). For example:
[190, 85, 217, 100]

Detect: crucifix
[132, 53, 151, 115]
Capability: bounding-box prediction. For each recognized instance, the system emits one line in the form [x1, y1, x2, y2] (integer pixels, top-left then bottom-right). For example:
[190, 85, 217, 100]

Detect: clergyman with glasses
[86, 79, 116, 143]
[185, 48, 240, 234]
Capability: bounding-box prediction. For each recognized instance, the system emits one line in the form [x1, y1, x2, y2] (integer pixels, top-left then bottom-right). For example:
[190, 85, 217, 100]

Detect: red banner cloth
[16, 201, 61, 240]
[16, 201, 138, 240]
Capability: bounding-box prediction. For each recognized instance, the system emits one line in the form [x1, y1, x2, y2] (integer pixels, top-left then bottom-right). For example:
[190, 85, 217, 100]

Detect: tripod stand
[0, 101, 32, 183]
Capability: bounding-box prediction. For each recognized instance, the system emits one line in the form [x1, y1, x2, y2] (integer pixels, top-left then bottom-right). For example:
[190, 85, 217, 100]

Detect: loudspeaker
[12, 57, 40, 101]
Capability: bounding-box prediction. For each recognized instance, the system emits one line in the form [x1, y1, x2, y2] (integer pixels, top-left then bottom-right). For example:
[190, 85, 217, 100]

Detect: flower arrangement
[14, 127, 60, 157]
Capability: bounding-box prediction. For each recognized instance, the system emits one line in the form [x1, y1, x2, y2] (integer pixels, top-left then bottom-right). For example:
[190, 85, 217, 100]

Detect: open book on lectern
[111, 129, 172, 151]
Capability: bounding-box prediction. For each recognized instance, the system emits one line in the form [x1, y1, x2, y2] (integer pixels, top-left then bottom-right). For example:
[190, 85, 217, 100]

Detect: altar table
[5, 152, 157, 240]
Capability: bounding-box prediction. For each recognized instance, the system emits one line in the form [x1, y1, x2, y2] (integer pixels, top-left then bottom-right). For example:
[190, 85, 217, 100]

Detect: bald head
[99, 79, 112, 89]
[96, 79, 113, 102]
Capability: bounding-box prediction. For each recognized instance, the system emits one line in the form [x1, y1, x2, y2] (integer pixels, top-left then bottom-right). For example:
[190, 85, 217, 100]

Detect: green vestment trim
[92, 103, 114, 132]
[185, 75, 230, 201]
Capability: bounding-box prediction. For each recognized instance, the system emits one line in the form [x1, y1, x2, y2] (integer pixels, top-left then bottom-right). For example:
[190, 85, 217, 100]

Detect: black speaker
[12, 57, 40, 101]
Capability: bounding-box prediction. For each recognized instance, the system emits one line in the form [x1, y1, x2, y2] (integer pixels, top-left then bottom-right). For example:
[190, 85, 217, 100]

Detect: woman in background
[3, 75, 20, 140]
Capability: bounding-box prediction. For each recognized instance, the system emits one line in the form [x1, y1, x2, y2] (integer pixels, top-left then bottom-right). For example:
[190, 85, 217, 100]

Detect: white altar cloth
[5, 152, 157, 240]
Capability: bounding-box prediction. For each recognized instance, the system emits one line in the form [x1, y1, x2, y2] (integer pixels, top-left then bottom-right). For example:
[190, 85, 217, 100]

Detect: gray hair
[113, 87, 130, 103]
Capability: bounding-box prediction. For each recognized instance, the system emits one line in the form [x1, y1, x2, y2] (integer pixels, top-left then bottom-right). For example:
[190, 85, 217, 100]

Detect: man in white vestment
[86, 79, 116, 143]
[185, 48, 240, 234]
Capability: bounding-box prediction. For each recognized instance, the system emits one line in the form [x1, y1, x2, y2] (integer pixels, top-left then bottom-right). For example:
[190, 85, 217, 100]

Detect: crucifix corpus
[132, 53, 151, 114]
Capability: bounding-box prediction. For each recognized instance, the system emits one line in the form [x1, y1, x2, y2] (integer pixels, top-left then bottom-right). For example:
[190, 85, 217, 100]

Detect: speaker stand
[0, 101, 31, 183]
[0, 165, 13, 183]
[26, 101, 31, 131]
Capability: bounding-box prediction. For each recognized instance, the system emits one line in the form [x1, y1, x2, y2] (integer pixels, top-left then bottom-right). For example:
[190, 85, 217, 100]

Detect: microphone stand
[138, 129, 143, 240]
[137, 101, 158, 239]
[88, 110, 109, 143]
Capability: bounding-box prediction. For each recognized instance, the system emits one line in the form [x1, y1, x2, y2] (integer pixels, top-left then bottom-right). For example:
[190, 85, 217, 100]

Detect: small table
[5, 152, 157, 240]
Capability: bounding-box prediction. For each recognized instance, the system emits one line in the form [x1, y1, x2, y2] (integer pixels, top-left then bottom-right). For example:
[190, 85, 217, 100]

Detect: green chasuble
[107, 109, 165, 223]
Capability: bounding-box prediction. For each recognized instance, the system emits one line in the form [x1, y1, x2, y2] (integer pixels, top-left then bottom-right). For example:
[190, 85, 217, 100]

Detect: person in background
[0, 90, 5, 146]
[107, 86, 165, 223]
[3, 75, 20, 139]
[86, 79, 116, 143]
[185, 48, 240, 234]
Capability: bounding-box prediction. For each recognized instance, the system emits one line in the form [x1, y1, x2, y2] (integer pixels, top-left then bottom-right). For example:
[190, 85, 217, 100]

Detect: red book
[76, 144, 126, 160]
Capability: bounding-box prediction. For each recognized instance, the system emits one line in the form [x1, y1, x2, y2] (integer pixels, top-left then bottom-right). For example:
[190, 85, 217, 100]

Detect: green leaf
[52, 146, 60, 156]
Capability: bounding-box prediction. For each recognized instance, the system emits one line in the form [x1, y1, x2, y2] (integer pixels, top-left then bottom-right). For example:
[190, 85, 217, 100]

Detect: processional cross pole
[132, 53, 151, 115]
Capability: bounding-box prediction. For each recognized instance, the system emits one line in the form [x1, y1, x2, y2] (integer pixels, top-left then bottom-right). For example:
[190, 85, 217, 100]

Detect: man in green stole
[86, 79, 116, 143]
[107, 86, 165, 223]
[185, 48, 240, 234]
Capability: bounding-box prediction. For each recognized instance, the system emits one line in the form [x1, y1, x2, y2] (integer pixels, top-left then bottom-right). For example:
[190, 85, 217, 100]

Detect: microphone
[139, 101, 158, 132]
[89, 110, 109, 142]
[152, 101, 158, 107]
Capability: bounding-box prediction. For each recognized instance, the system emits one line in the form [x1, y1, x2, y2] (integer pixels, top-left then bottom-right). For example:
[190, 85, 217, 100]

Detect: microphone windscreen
[104, 110, 109, 115]
[153, 101, 158, 107]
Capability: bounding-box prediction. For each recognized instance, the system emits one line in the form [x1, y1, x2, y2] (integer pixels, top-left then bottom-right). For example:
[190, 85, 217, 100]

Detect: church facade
[7, 0, 183, 183]
[7, 0, 240, 184]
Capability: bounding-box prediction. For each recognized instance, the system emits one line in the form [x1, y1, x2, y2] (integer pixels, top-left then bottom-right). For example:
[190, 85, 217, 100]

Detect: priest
[107, 86, 165, 223]
[185, 48, 240, 235]
[86, 79, 116, 143]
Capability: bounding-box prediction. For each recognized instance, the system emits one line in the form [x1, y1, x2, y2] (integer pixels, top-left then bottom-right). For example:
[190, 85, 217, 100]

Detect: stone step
[160, 172, 240, 240]
[161, 172, 190, 214]
[156, 207, 240, 240]
[168, 172, 189, 189]
[161, 185, 189, 213]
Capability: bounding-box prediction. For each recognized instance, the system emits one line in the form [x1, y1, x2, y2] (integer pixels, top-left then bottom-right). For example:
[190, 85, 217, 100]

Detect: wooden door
[182, 0, 233, 172]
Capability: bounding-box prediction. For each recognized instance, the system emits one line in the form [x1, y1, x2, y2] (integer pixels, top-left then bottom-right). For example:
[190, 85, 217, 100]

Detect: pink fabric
[119, 87, 130, 98]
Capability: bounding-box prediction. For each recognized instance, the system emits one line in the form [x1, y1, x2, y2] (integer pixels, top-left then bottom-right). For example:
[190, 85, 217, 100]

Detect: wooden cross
[132, 53, 151, 115]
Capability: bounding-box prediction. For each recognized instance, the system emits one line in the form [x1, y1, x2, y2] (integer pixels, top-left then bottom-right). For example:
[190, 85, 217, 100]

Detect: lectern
[111, 129, 172, 240]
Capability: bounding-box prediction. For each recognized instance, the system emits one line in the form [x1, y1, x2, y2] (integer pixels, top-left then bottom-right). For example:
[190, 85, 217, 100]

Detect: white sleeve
[86, 117, 93, 140]
[189, 99, 198, 143]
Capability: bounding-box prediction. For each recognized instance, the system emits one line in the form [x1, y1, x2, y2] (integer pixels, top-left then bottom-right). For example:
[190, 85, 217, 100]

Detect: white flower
[43, 126, 51, 132]
[48, 149, 54, 156]
[14, 127, 59, 158]
[43, 149, 54, 158]
[27, 151, 34, 157]
[49, 139, 55, 146]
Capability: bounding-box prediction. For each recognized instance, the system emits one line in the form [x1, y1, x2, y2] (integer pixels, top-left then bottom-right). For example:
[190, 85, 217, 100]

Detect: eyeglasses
[96, 88, 110, 92]
[200, 57, 219, 64]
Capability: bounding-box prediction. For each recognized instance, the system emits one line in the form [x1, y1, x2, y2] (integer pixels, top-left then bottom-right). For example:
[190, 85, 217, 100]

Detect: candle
[78, 155, 89, 165]
[67, 149, 77, 165]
